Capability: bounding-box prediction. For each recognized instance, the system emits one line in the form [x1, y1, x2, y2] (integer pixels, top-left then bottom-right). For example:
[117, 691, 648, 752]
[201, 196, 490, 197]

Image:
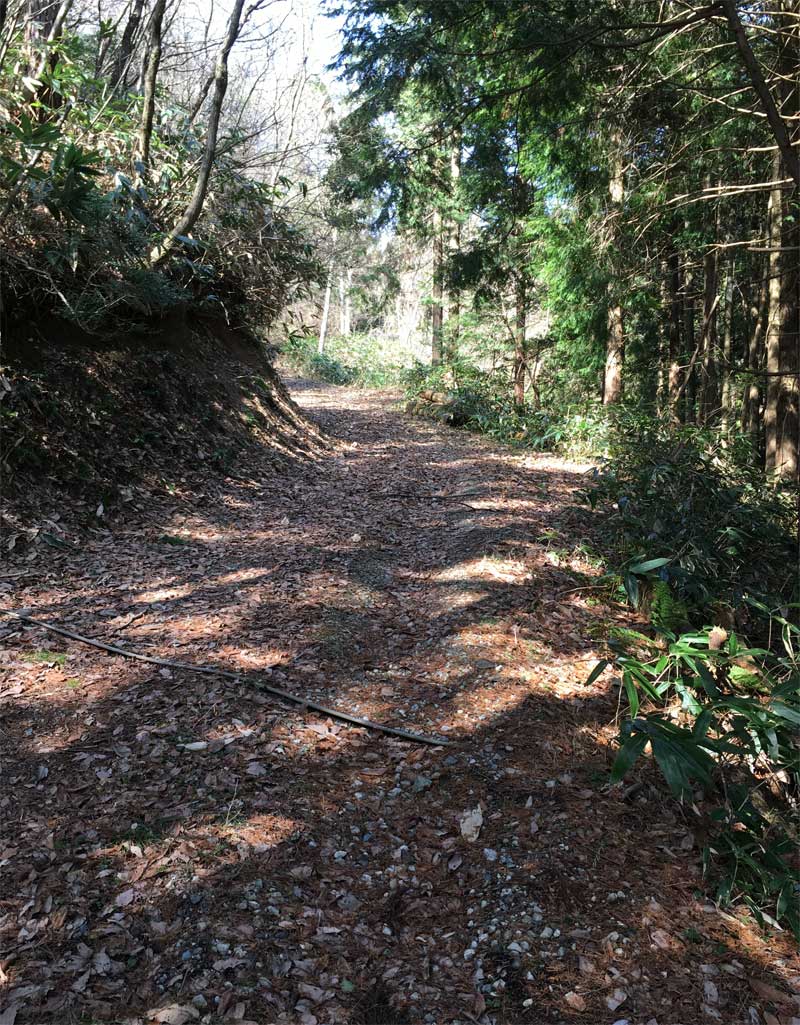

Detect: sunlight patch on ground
[134, 583, 195, 604]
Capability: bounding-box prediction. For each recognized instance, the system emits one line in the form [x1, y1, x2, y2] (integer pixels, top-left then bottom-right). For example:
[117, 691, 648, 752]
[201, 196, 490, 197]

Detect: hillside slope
[1, 317, 329, 557]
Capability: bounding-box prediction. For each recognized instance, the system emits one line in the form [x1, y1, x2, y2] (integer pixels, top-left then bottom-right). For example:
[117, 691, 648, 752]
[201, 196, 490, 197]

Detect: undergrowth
[283, 333, 410, 388]
[584, 414, 799, 938]
[590, 615, 800, 938]
[404, 361, 610, 459]
[585, 412, 797, 620]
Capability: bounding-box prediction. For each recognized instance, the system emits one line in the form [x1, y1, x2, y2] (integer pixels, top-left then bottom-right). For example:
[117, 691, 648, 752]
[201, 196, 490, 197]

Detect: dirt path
[2, 380, 797, 1025]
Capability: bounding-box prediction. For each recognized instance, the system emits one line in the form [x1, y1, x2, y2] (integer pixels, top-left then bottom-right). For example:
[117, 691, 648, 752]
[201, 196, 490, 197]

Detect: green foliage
[24, 650, 67, 666]
[649, 579, 690, 635]
[596, 619, 800, 937]
[0, 26, 317, 338]
[283, 333, 408, 388]
[404, 361, 610, 458]
[586, 413, 797, 617]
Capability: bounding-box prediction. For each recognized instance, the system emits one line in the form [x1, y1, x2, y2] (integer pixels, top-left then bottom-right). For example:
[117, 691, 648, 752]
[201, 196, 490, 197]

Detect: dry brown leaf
[749, 978, 793, 1005]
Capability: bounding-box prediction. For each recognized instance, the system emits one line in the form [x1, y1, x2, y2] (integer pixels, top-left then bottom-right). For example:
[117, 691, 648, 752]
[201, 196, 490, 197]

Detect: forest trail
[2, 380, 795, 1025]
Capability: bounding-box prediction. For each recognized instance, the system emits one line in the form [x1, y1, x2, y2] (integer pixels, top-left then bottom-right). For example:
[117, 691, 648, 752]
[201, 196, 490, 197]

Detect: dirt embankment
[1, 314, 329, 555]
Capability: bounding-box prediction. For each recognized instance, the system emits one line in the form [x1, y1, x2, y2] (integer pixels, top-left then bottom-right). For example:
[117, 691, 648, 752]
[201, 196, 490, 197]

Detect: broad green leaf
[629, 557, 671, 574]
[610, 730, 648, 784]
[584, 659, 609, 687]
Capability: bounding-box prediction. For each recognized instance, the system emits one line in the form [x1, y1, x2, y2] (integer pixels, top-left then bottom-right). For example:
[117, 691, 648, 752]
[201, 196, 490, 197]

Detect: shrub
[591, 612, 800, 937]
[283, 332, 407, 387]
[403, 360, 610, 458]
[585, 412, 797, 619]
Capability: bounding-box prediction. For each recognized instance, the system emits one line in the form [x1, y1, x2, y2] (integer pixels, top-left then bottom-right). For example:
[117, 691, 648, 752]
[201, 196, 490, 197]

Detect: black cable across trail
[0, 608, 449, 747]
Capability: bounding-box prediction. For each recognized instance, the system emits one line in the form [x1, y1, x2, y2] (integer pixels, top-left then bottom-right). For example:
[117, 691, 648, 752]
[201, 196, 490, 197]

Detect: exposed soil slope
[1, 379, 797, 1025]
[1, 321, 328, 546]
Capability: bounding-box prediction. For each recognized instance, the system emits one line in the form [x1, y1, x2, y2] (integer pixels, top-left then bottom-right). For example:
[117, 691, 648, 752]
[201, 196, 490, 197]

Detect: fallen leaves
[564, 990, 586, 1011]
[749, 978, 796, 1006]
[2, 381, 796, 1025]
[650, 927, 672, 950]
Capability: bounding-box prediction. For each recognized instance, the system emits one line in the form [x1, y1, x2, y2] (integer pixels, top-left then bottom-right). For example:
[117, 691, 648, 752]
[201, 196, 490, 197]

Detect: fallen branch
[0, 608, 449, 747]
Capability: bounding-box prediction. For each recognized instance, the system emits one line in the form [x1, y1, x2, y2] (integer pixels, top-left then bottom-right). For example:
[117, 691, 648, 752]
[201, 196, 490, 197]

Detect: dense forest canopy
[326, 0, 800, 482]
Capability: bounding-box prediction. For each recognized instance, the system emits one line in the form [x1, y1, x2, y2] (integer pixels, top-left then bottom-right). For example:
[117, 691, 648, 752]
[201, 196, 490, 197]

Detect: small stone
[483, 848, 497, 862]
[565, 991, 586, 1011]
[460, 806, 483, 842]
[704, 979, 719, 1004]
[651, 928, 671, 950]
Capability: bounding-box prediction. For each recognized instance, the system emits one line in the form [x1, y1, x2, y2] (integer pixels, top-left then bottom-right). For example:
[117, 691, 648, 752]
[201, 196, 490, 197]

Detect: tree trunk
[668, 248, 682, 419]
[25, 0, 59, 45]
[683, 261, 697, 422]
[187, 71, 215, 127]
[134, 0, 167, 177]
[23, 0, 73, 109]
[318, 261, 334, 354]
[150, 0, 246, 265]
[720, 265, 735, 437]
[777, 188, 800, 478]
[700, 196, 720, 423]
[513, 275, 527, 412]
[742, 262, 767, 451]
[765, 156, 784, 474]
[344, 268, 353, 336]
[113, 0, 145, 93]
[431, 205, 444, 365]
[604, 296, 624, 404]
[762, 0, 800, 484]
[447, 137, 461, 357]
[658, 263, 669, 411]
[775, 2, 800, 480]
[699, 260, 719, 424]
[338, 275, 346, 335]
[724, 0, 799, 482]
[722, 0, 800, 188]
[603, 139, 625, 404]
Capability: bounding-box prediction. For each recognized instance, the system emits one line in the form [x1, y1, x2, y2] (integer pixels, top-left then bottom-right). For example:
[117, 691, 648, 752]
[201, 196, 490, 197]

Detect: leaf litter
[1, 377, 797, 1024]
